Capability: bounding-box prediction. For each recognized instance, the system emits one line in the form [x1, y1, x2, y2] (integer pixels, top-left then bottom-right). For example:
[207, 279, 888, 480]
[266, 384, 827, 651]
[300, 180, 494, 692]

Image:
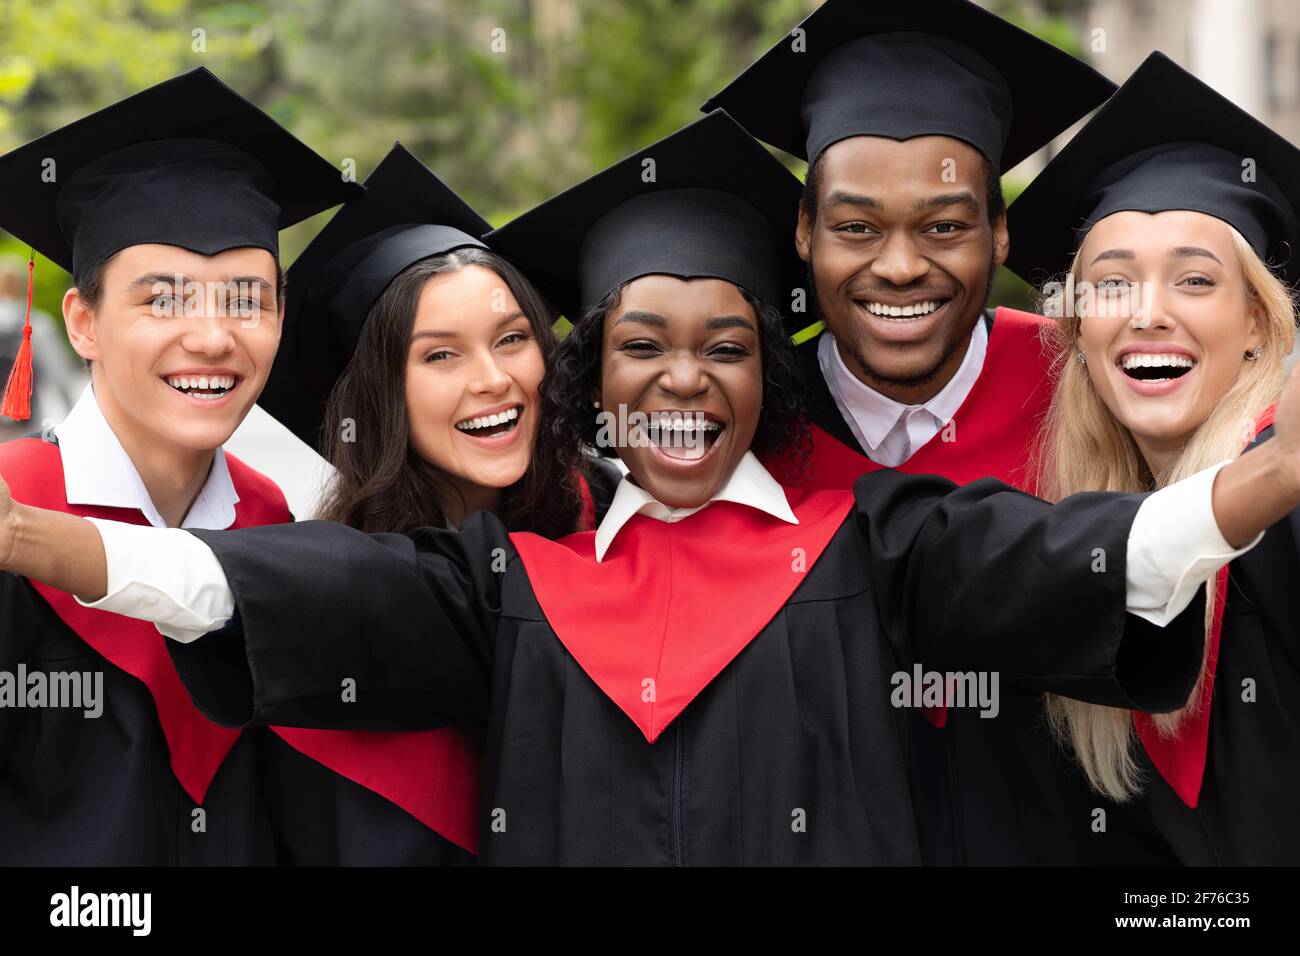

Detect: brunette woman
[248, 144, 615, 865]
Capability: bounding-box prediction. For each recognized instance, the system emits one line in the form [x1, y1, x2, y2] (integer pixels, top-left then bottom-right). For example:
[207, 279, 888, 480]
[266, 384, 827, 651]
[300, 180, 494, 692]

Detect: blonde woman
[1007, 54, 1300, 864]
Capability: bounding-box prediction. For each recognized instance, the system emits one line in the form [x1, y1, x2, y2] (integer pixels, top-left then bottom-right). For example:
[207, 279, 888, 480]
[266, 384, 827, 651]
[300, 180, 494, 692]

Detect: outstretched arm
[172, 517, 501, 730]
[860, 365, 1300, 711]
[0, 482, 501, 730]
[0, 487, 107, 599]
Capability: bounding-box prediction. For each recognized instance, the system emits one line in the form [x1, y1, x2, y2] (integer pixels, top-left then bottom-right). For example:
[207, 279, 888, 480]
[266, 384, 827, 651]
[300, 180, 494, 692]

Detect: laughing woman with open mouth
[224, 144, 617, 866]
[8, 112, 1300, 865]
[1007, 54, 1300, 865]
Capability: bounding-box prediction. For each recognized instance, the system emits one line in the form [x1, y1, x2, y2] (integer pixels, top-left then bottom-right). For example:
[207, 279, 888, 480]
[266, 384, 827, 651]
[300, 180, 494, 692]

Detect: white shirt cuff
[1126, 460, 1264, 626]
[76, 518, 235, 643]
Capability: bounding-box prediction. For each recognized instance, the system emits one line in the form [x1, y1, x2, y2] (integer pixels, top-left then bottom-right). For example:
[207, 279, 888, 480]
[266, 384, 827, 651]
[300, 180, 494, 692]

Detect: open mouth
[455, 404, 522, 439]
[640, 411, 725, 462]
[856, 298, 949, 321]
[164, 373, 239, 402]
[1118, 352, 1197, 383]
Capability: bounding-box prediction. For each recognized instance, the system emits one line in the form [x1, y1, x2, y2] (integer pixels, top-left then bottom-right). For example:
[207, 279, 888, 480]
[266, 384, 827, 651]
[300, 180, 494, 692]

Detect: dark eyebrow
[613, 311, 668, 329]
[409, 311, 529, 342]
[1090, 249, 1136, 265]
[822, 190, 881, 211]
[913, 192, 980, 216]
[128, 273, 188, 292]
[705, 315, 756, 332]
[126, 273, 276, 293]
[1171, 246, 1223, 265]
[227, 274, 275, 291]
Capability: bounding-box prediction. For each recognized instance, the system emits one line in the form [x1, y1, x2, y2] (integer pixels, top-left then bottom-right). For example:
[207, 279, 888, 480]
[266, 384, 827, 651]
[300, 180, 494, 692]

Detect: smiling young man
[1, 112, 1295, 867]
[706, 0, 1116, 487]
[0, 68, 358, 864]
[704, 1, 1189, 866]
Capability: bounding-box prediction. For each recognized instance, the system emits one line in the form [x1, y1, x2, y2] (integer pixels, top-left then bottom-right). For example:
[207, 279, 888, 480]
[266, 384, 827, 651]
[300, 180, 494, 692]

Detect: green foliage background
[0, 0, 1086, 327]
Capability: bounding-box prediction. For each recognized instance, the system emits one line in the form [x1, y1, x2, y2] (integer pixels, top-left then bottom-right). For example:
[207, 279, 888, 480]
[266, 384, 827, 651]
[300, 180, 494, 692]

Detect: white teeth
[862, 300, 941, 318]
[1121, 353, 1196, 370]
[646, 413, 722, 432]
[166, 374, 236, 393]
[456, 406, 521, 432]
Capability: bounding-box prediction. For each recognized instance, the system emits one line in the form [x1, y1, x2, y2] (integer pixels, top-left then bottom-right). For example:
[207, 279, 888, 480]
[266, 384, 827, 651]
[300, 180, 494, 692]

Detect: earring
[1245, 346, 1263, 362]
[1076, 351, 1087, 366]
[592, 399, 602, 408]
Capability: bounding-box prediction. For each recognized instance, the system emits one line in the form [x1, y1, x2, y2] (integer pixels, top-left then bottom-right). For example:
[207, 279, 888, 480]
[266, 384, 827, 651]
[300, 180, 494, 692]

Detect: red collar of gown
[510, 486, 855, 742]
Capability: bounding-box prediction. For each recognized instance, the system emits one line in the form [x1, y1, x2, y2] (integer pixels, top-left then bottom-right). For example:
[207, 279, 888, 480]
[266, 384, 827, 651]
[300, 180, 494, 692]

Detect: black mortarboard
[259, 142, 490, 450]
[1006, 53, 1300, 287]
[0, 67, 359, 277]
[703, 0, 1115, 169]
[485, 110, 805, 322]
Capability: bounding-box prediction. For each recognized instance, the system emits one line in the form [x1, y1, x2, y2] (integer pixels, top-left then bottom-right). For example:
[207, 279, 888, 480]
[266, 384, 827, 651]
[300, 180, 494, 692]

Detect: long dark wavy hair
[317, 247, 583, 538]
[543, 282, 809, 480]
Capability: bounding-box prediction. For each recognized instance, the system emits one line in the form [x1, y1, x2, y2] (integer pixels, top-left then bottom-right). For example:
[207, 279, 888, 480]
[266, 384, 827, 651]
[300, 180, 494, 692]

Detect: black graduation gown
[791, 312, 1177, 865]
[251, 733, 476, 867]
[0, 571, 276, 865]
[0, 436, 279, 866]
[1130, 425, 1300, 865]
[165, 468, 1204, 865]
[254, 456, 621, 867]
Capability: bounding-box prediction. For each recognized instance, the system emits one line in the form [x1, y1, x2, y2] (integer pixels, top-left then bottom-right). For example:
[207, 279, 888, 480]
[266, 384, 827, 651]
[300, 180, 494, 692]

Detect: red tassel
[1, 250, 35, 421]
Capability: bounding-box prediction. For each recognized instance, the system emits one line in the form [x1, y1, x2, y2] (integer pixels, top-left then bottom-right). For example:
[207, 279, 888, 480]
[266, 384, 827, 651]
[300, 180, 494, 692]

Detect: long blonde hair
[1036, 224, 1296, 801]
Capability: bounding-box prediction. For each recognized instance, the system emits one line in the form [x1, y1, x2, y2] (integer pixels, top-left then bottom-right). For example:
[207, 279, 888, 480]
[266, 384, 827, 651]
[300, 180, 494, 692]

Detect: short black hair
[800, 148, 1005, 227]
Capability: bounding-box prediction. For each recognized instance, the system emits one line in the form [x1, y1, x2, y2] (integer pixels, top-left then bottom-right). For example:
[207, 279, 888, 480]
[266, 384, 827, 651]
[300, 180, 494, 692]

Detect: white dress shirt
[819, 320, 988, 467]
[57, 382, 240, 531]
[594, 451, 797, 561]
[80, 447, 1258, 644]
[55, 382, 240, 627]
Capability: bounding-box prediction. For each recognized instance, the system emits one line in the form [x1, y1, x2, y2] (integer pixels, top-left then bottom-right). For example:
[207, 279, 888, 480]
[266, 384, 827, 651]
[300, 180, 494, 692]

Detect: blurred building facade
[999, 0, 1299, 183]
[1082, 0, 1297, 141]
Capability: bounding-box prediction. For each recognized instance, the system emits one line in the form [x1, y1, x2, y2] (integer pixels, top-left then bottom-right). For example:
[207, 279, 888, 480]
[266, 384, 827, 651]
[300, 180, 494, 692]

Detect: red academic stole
[0, 438, 482, 853]
[778, 307, 1054, 493]
[510, 487, 854, 743]
[1132, 404, 1278, 808]
[770, 307, 1054, 727]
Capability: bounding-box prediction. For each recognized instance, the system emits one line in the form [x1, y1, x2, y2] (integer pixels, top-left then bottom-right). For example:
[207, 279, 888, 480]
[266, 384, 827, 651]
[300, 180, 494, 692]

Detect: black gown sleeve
[169, 511, 508, 731]
[854, 470, 1205, 712]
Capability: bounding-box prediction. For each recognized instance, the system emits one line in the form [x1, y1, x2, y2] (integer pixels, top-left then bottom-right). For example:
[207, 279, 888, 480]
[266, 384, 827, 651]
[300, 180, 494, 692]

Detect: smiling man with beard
[3, 112, 1291, 867]
[705, 0, 1182, 867]
[706, 0, 1115, 487]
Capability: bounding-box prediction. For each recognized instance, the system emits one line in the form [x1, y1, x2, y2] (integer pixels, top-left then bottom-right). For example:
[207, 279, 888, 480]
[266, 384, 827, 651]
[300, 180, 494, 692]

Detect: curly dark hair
[543, 281, 809, 481]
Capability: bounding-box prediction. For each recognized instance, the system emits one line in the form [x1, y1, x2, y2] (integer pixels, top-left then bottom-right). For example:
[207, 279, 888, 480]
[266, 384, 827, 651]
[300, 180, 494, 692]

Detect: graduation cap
[259, 143, 490, 450]
[703, 0, 1116, 170]
[485, 110, 805, 322]
[0, 66, 359, 420]
[1005, 52, 1300, 288]
[0, 66, 358, 277]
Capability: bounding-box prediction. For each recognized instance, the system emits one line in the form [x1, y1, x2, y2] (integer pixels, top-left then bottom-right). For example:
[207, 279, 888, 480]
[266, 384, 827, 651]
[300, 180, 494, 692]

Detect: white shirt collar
[594, 451, 797, 561]
[53, 382, 239, 530]
[817, 318, 988, 454]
